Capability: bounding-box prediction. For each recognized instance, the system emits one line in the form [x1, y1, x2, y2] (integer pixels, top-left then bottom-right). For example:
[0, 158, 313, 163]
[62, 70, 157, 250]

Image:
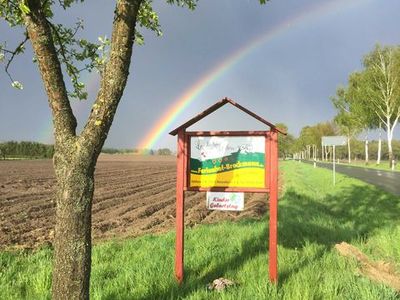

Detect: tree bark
[52, 148, 96, 299]
[347, 137, 351, 163]
[387, 128, 394, 168]
[365, 131, 369, 165]
[24, 0, 77, 143]
[377, 123, 382, 165]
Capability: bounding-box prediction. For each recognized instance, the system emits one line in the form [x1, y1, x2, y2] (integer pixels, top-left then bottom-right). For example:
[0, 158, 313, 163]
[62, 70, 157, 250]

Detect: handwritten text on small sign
[206, 192, 244, 211]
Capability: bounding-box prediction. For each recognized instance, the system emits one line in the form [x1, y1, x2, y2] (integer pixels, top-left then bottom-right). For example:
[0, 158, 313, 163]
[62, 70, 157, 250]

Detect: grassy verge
[1, 157, 38, 160]
[1, 161, 400, 299]
[300, 158, 400, 172]
[338, 160, 400, 172]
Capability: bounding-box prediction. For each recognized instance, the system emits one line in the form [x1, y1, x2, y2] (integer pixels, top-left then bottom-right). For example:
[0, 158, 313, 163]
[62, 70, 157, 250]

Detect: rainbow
[137, 0, 367, 151]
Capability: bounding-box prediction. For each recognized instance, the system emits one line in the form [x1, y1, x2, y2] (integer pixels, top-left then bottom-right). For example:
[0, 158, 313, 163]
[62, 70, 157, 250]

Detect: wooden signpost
[169, 98, 284, 284]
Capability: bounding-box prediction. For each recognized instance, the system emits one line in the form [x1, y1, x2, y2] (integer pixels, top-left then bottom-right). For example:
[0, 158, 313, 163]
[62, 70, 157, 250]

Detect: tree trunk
[387, 129, 394, 168]
[52, 148, 97, 300]
[377, 124, 382, 165]
[329, 146, 332, 161]
[365, 131, 369, 165]
[22, 0, 142, 299]
[313, 145, 317, 160]
[347, 137, 351, 164]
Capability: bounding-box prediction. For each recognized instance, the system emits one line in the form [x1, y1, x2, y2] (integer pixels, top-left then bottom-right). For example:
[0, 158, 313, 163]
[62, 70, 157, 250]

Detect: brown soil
[335, 242, 400, 293]
[0, 154, 269, 250]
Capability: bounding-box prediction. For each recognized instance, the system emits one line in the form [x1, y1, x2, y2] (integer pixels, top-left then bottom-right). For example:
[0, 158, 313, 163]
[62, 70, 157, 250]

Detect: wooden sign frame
[170, 98, 282, 285]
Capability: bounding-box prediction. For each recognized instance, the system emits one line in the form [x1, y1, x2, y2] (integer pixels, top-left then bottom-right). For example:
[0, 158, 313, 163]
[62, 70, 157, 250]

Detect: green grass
[1, 156, 36, 160]
[1, 161, 400, 299]
[338, 160, 400, 172]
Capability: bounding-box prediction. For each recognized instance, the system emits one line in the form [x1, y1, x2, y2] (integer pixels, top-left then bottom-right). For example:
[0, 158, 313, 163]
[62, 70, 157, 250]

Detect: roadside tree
[348, 45, 400, 168]
[0, 1, 270, 298]
[275, 123, 295, 159]
[331, 86, 365, 163]
[1, 0, 196, 298]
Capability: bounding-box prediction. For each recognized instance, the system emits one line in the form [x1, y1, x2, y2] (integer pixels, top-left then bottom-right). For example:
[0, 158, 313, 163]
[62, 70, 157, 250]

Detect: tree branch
[46, 20, 80, 85]
[46, 21, 69, 64]
[79, 0, 143, 155]
[24, 0, 77, 141]
[4, 34, 29, 83]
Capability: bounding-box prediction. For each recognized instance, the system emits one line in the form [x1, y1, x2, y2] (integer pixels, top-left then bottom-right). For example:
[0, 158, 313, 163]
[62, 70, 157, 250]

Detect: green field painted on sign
[190, 152, 265, 175]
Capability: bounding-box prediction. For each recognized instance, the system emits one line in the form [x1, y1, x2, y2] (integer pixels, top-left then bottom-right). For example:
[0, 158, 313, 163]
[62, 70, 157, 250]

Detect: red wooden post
[265, 133, 270, 190]
[184, 135, 190, 189]
[175, 129, 185, 283]
[269, 129, 278, 283]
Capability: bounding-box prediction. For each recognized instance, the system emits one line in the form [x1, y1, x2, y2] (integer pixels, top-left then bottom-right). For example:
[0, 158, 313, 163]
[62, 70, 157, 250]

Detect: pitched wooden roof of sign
[169, 97, 286, 136]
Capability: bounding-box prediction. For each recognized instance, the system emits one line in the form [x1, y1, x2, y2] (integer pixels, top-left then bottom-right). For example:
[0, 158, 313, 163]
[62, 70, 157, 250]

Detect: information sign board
[170, 98, 281, 284]
[190, 136, 265, 188]
[321, 136, 347, 186]
[322, 136, 347, 146]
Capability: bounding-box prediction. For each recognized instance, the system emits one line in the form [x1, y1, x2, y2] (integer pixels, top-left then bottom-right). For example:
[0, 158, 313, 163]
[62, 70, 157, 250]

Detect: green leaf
[11, 81, 23, 90]
[18, 3, 31, 15]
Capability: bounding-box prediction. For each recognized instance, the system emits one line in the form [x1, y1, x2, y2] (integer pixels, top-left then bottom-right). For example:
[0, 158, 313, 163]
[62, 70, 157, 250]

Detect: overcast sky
[1, 0, 400, 149]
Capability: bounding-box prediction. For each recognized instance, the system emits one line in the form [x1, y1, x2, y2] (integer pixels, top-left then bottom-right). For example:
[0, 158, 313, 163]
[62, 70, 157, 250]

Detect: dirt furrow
[0, 154, 268, 250]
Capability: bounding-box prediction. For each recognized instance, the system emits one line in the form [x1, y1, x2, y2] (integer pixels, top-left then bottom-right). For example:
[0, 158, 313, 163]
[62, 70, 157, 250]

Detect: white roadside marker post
[333, 145, 336, 186]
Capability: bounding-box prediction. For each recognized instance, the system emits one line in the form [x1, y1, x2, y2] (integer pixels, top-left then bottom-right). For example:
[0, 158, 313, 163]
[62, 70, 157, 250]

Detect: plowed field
[0, 154, 268, 250]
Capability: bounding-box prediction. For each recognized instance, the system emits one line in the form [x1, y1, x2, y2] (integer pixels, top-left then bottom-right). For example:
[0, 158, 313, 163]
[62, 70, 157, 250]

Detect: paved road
[301, 160, 400, 196]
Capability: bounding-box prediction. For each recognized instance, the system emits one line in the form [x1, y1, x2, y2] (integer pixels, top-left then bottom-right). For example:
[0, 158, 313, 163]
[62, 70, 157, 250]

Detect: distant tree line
[101, 147, 174, 155]
[0, 142, 174, 159]
[0, 141, 54, 159]
[278, 119, 400, 163]
[138, 148, 173, 155]
[156, 148, 173, 155]
[335, 139, 400, 161]
[101, 147, 138, 154]
[102, 147, 173, 155]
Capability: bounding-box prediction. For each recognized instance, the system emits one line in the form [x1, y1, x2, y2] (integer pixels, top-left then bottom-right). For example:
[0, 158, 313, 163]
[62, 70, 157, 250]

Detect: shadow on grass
[137, 218, 269, 300]
[137, 183, 400, 299]
[280, 185, 400, 248]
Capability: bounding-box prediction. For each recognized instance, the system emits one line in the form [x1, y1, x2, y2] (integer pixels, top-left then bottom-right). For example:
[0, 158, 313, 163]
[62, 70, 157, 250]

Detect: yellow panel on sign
[190, 168, 265, 188]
